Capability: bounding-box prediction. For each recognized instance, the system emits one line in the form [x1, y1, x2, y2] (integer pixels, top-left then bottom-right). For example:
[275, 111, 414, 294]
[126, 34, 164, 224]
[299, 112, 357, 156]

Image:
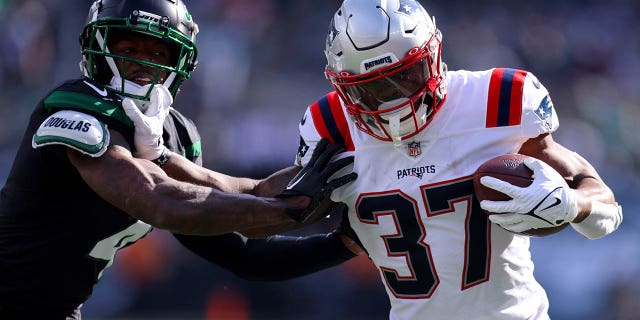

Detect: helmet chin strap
[378, 100, 430, 147]
[388, 114, 403, 147]
[378, 98, 412, 147]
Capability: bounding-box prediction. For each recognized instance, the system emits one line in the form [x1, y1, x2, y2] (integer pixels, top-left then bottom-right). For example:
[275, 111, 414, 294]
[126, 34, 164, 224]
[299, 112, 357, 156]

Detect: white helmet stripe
[94, 30, 120, 80]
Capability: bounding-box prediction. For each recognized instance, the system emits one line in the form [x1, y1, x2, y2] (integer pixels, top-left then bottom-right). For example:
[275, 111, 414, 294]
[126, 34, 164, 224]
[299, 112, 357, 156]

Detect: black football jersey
[0, 78, 202, 313]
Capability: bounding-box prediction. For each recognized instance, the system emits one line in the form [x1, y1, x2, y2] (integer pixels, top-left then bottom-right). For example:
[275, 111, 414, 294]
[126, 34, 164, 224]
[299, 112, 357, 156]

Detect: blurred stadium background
[0, 0, 639, 319]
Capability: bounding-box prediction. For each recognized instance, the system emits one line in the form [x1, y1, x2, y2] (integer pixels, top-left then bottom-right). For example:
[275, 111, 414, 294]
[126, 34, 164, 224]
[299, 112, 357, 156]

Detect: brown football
[473, 153, 569, 237]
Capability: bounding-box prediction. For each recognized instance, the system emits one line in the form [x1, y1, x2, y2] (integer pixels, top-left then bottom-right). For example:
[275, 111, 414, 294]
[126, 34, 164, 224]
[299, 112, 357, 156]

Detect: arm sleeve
[173, 232, 356, 281]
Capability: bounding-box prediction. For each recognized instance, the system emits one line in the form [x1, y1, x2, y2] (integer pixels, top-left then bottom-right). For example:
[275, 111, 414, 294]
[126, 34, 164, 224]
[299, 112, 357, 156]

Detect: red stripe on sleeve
[486, 68, 505, 128]
[508, 70, 527, 126]
[326, 92, 355, 151]
[310, 100, 333, 142]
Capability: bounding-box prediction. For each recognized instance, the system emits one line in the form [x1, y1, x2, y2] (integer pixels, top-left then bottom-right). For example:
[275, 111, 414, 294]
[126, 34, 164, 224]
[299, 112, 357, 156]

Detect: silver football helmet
[325, 0, 447, 145]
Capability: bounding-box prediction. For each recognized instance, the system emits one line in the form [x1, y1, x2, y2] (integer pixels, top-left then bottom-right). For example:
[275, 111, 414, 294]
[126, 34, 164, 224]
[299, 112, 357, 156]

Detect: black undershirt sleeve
[173, 232, 356, 281]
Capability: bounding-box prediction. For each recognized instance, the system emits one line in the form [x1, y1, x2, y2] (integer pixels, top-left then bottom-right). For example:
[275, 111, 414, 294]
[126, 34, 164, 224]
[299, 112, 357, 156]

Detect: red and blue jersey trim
[309, 91, 355, 151]
[486, 68, 527, 128]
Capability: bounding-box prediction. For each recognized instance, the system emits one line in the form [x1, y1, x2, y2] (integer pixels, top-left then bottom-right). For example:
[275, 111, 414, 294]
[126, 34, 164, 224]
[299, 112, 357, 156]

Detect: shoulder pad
[44, 79, 133, 128]
[32, 110, 110, 157]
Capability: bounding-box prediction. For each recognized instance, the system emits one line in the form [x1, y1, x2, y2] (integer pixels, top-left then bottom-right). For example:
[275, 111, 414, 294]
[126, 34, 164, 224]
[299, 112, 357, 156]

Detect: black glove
[277, 138, 357, 223]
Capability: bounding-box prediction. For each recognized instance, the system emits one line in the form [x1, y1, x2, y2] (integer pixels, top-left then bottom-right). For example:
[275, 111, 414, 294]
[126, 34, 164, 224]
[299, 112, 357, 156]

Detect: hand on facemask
[122, 85, 173, 160]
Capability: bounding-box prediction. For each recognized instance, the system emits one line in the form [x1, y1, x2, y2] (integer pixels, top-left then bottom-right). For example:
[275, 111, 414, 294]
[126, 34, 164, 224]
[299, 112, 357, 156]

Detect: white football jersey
[295, 68, 558, 320]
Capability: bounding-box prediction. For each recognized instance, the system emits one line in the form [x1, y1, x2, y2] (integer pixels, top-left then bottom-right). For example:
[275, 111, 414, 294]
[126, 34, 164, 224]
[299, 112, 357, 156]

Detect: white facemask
[377, 98, 428, 146]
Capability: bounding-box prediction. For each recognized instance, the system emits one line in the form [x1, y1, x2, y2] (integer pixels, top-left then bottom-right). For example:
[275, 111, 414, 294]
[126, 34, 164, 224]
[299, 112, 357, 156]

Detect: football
[473, 153, 569, 237]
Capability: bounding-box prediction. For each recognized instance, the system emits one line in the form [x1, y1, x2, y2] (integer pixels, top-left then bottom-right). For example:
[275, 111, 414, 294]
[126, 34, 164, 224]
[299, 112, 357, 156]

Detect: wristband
[571, 201, 622, 240]
[152, 148, 172, 167]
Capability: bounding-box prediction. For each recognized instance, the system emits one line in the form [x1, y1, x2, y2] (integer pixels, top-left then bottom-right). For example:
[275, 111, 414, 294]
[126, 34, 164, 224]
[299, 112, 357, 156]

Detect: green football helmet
[79, 0, 199, 100]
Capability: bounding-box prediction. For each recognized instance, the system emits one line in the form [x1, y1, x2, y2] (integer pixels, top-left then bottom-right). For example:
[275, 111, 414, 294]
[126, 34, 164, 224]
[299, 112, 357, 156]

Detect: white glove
[122, 85, 173, 160]
[480, 157, 579, 233]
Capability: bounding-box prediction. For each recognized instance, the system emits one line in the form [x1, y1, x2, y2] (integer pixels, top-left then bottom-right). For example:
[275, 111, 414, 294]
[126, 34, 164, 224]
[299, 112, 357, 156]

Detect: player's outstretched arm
[163, 137, 357, 234]
[160, 154, 301, 196]
[122, 89, 299, 196]
[122, 91, 335, 199]
[174, 231, 357, 281]
[174, 205, 365, 281]
[67, 130, 310, 236]
[120, 93, 357, 233]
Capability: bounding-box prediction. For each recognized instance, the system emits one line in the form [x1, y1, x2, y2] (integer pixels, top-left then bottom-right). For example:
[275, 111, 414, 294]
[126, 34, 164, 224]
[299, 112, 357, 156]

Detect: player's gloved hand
[479, 157, 579, 233]
[122, 85, 172, 160]
[277, 138, 357, 223]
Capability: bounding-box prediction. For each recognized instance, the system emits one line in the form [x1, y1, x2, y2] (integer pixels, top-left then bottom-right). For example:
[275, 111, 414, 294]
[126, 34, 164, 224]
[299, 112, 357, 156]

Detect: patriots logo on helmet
[397, 0, 422, 15]
[327, 17, 339, 47]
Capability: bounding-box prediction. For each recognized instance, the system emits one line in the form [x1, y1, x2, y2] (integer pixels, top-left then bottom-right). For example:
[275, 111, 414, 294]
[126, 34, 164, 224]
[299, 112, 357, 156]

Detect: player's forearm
[174, 232, 356, 281]
[239, 221, 304, 238]
[161, 153, 297, 196]
[568, 176, 621, 239]
[70, 146, 302, 235]
[251, 166, 301, 197]
[572, 176, 616, 222]
[160, 152, 261, 194]
[127, 179, 305, 235]
[240, 233, 357, 281]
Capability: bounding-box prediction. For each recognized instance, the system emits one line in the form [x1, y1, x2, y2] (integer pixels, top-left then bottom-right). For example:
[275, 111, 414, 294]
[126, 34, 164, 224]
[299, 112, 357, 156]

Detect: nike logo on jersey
[84, 80, 108, 97]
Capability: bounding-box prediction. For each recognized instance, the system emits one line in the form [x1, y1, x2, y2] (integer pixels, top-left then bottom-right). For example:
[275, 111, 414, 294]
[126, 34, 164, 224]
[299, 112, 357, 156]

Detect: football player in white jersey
[293, 0, 623, 319]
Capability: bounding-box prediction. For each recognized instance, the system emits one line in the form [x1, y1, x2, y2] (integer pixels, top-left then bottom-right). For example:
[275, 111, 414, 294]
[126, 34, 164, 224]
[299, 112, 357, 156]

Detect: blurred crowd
[0, 0, 639, 319]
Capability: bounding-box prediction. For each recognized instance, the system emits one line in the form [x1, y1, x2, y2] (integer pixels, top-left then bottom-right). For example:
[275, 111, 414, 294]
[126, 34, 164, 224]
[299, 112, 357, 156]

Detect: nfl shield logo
[407, 142, 421, 157]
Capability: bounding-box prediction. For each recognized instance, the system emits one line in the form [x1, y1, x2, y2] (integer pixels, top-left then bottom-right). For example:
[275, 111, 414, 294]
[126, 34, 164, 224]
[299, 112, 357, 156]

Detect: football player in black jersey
[0, 0, 362, 318]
